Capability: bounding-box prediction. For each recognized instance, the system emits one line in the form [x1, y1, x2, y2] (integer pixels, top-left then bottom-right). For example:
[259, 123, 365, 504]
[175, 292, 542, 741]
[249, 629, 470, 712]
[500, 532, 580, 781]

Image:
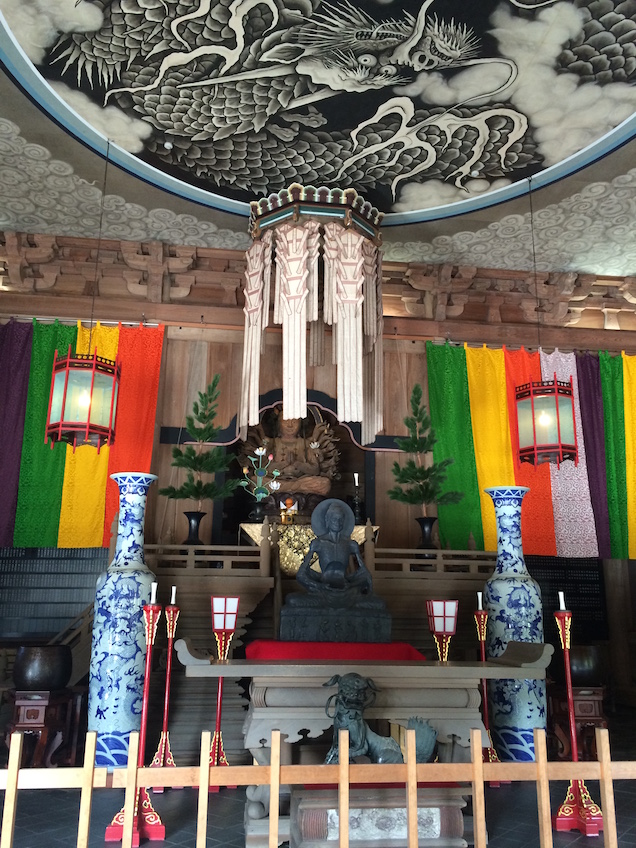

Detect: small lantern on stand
[552, 592, 603, 836]
[426, 599, 458, 662]
[209, 595, 240, 790]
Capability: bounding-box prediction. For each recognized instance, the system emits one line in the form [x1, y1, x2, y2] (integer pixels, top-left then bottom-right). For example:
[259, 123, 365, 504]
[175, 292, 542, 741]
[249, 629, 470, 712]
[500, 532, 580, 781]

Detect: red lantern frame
[514, 373, 578, 467]
[46, 345, 121, 453]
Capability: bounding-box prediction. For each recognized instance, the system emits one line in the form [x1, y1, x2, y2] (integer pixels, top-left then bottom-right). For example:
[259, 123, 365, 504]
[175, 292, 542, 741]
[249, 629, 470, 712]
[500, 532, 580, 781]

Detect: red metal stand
[150, 604, 181, 793]
[474, 609, 507, 786]
[552, 609, 603, 836]
[105, 603, 165, 844]
[209, 629, 236, 792]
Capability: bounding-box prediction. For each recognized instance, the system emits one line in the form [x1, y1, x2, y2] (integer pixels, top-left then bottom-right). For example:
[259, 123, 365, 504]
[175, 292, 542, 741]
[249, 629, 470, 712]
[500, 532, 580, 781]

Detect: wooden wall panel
[381, 341, 428, 434]
[151, 328, 440, 547]
[207, 339, 243, 429]
[373, 452, 423, 549]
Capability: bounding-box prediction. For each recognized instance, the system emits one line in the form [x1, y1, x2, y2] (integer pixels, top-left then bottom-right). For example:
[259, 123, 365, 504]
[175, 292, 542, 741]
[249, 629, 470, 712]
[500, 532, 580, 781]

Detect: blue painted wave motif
[490, 726, 537, 763]
[95, 731, 132, 769]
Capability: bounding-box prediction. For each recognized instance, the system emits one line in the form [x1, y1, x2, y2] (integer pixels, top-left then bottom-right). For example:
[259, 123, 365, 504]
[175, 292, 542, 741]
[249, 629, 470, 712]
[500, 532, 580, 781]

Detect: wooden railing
[144, 542, 270, 575]
[1, 727, 630, 848]
[369, 547, 497, 577]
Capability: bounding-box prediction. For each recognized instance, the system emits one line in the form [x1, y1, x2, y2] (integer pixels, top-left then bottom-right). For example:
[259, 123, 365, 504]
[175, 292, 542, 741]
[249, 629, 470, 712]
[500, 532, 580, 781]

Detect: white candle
[558, 591, 566, 611]
[353, 473, 359, 487]
[171, 585, 177, 606]
[150, 582, 158, 605]
[477, 591, 483, 610]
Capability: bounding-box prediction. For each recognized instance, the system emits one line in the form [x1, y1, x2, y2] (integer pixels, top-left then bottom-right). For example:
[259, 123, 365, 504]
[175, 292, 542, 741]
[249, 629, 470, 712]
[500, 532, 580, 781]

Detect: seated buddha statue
[239, 409, 338, 497]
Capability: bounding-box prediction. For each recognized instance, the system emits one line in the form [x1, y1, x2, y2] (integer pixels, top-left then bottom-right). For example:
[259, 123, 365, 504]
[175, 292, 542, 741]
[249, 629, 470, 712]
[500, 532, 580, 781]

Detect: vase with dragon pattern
[484, 486, 546, 762]
[88, 472, 157, 768]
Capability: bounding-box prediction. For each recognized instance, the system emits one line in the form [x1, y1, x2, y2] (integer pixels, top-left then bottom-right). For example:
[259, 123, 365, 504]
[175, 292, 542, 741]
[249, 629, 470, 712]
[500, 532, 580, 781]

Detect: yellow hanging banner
[57, 323, 119, 547]
[465, 345, 516, 551]
[622, 352, 636, 558]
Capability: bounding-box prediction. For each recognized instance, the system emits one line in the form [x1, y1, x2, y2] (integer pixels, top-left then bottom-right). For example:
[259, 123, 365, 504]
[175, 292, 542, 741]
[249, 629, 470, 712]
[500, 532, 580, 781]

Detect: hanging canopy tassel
[241, 184, 384, 441]
[326, 223, 365, 423]
[274, 223, 310, 420]
[239, 239, 268, 434]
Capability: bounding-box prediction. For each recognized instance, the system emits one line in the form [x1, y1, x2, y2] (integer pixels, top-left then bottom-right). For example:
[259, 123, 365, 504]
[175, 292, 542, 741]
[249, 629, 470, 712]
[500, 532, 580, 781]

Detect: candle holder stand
[209, 629, 236, 792]
[552, 609, 603, 836]
[106, 603, 165, 844]
[474, 609, 508, 786]
[431, 634, 452, 662]
[150, 604, 181, 792]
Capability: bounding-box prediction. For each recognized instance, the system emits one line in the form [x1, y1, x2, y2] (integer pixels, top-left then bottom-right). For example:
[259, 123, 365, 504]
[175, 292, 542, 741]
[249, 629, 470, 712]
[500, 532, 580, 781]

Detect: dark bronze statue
[280, 499, 391, 640]
[323, 673, 437, 765]
[295, 500, 373, 602]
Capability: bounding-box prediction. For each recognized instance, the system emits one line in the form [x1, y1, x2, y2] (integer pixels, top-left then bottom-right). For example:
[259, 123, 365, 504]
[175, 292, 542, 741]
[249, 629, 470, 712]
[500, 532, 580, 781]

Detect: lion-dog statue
[323, 672, 437, 765]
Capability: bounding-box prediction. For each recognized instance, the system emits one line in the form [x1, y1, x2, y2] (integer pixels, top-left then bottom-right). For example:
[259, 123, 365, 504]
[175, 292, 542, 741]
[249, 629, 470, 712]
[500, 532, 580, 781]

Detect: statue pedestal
[280, 605, 391, 642]
[290, 787, 467, 848]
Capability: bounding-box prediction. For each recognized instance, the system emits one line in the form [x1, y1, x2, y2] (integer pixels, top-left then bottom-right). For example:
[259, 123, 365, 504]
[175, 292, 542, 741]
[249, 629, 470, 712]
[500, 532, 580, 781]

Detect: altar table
[175, 639, 552, 754]
[176, 639, 552, 848]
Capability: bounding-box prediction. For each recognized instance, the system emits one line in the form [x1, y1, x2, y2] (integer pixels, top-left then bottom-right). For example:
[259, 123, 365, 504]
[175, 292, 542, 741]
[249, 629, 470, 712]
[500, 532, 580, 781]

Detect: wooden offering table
[176, 639, 552, 847]
[176, 639, 552, 758]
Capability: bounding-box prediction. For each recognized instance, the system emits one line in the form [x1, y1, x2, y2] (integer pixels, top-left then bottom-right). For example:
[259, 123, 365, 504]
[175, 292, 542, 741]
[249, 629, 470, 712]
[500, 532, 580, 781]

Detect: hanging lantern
[515, 373, 577, 466]
[46, 345, 121, 453]
[238, 184, 384, 445]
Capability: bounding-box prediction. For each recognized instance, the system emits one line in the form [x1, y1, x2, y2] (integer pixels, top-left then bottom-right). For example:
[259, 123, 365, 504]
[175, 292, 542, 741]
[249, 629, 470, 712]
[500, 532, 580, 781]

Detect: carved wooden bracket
[4, 230, 636, 333]
[2, 232, 58, 291]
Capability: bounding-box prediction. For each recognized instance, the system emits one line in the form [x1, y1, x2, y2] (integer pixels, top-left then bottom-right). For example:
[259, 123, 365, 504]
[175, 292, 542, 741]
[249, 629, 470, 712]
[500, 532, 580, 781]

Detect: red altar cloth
[245, 640, 425, 662]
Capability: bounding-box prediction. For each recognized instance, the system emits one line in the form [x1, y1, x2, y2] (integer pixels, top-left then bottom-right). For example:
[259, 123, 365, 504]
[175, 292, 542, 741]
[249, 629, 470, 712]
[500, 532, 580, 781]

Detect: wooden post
[77, 731, 97, 848]
[196, 731, 212, 848]
[121, 732, 140, 848]
[0, 732, 23, 848]
[533, 728, 553, 848]
[596, 728, 618, 848]
[338, 729, 350, 848]
[470, 728, 487, 848]
[268, 730, 281, 848]
[405, 729, 418, 848]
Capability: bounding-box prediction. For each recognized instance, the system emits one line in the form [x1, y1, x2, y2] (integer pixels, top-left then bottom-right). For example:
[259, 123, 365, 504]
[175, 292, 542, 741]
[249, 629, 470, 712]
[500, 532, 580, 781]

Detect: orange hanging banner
[504, 347, 557, 556]
[102, 324, 165, 547]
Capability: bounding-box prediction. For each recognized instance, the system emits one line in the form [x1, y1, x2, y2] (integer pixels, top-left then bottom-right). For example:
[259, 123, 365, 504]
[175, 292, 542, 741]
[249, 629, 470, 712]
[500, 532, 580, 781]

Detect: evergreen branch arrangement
[388, 383, 463, 516]
[159, 374, 239, 511]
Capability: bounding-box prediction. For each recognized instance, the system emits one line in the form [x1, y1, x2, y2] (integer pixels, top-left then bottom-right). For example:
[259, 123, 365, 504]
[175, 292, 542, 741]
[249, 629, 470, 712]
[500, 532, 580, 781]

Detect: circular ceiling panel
[2, 0, 636, 223]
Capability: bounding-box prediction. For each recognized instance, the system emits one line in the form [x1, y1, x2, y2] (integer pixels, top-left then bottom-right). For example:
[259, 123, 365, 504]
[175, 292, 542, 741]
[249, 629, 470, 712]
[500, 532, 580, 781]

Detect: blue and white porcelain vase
[88, 472, 157, 768]
[484, 486, 546, 762]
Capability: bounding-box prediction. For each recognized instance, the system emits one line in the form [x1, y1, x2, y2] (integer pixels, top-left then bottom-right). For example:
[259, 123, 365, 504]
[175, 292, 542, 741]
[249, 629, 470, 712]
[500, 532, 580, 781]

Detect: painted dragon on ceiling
[20, 0, 636, 211]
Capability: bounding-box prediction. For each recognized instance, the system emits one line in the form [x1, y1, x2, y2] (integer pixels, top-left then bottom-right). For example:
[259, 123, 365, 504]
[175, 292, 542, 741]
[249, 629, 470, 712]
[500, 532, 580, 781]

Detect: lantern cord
[87, 139, 111, 355]
[528, 175, 542, 353]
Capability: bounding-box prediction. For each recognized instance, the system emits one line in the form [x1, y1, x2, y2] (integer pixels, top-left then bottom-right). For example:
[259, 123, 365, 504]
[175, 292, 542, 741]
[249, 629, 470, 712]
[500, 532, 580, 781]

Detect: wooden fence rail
[1, 727, 631, 848]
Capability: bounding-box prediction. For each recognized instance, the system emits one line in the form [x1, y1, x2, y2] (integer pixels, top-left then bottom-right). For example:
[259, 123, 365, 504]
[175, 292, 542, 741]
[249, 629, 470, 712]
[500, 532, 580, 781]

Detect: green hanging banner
[426, 341, 484, 550]
[599, 351, 628, 559]
[13, 321, 78, 547]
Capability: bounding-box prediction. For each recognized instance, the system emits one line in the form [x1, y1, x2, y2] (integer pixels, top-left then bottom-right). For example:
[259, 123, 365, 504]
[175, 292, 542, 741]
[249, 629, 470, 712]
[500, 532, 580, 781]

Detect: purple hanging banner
[0, 321, 33, 545]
